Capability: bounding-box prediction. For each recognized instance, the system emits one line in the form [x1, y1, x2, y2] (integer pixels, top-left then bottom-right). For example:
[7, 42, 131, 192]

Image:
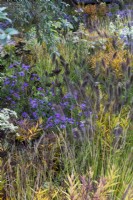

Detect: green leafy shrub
[0, 7, 18, 45]
[7, 0, 73, 51]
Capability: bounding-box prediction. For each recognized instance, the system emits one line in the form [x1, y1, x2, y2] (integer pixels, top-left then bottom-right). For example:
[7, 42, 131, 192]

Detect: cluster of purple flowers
[116, 8, 133, 20]
[1, 63, 44, 117]
[46, 113, 75, 129]
[1, 62, 94, 130]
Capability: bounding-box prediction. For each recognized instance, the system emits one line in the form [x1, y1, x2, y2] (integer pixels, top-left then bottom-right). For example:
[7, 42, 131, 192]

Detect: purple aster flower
[67, 118, 74, 124]
[37, 87, 43, 91]
[106, 12, 113, 17]
[55, 113, 61, 118]
[73, 90, 78, 100]
[18, 71, 25, 77]
[30, 73, 40, 81]
[46, 122, 54, 129]
[60, 102, 69, 108]
[47, 116, 53, 122]
[54, 118, 60, 124]
[80, 103, 86, 110]
[6, 97, 12, 101]
[13, 93, 20, 99]
[11, 100, 16, 105]
[22, 82, 29, 90]
[84, 111, 91, 117]
[11, 81, 16, 87]
[63, 102, 69, 106]
[4, 78, 10, 85]
[32, 73, 38, 77]
[9, 64, 14, 69]
[11, 75, 17, 79]
[18, 120, 25, 126]
[8, 62, 19, 68]
[38, 99, 44, 104]
[22, 112, 29, 118]
[23, 82, 29, 87]
[46, 116, 54, 128]
[70, 105, 75, 111]
[55, 113, 66, 121]
[60, 124, 66, 129]
[116, 9, 131, 18]
[22, 64, 30, 71]
[30, 98, 38, 109]
[48, 102, 52, 106]
[79, 121, 85, 128]
[63, 93, 72, 99]
[32, 111, 38, 119]
[60, 116, 66, 122]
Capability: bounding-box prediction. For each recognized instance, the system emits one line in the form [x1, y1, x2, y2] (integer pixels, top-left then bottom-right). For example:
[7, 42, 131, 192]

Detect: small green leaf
[0, 7, 7, 12]
[0, 34, 7, 40]
[5, 28, 19, 35]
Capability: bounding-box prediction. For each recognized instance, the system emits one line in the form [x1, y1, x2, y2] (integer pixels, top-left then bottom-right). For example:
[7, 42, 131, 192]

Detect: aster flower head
[80, 103, 86, 110]
[37, 87, 43, 91]
[22, 64, 30, 71]
[22, 82, 29, 90]
[9, 64, 14, 69]
[22, 112, 29, 118]
[8, 62, 20, 69]
[32, 111, 38, 119]
[18, 71, 25, 77]
[4, 78, 10, 85]
[60, 124, 66, 129]
[13, 93, 20, 99]
[30, 98, 38, 109]
[11, 81, 16, 87]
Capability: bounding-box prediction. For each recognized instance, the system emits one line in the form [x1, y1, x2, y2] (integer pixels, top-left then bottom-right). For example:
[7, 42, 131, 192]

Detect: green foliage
[0, 7, 18, 45]
[0, 7, 11, 21]
[7, 0, 72, 51]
